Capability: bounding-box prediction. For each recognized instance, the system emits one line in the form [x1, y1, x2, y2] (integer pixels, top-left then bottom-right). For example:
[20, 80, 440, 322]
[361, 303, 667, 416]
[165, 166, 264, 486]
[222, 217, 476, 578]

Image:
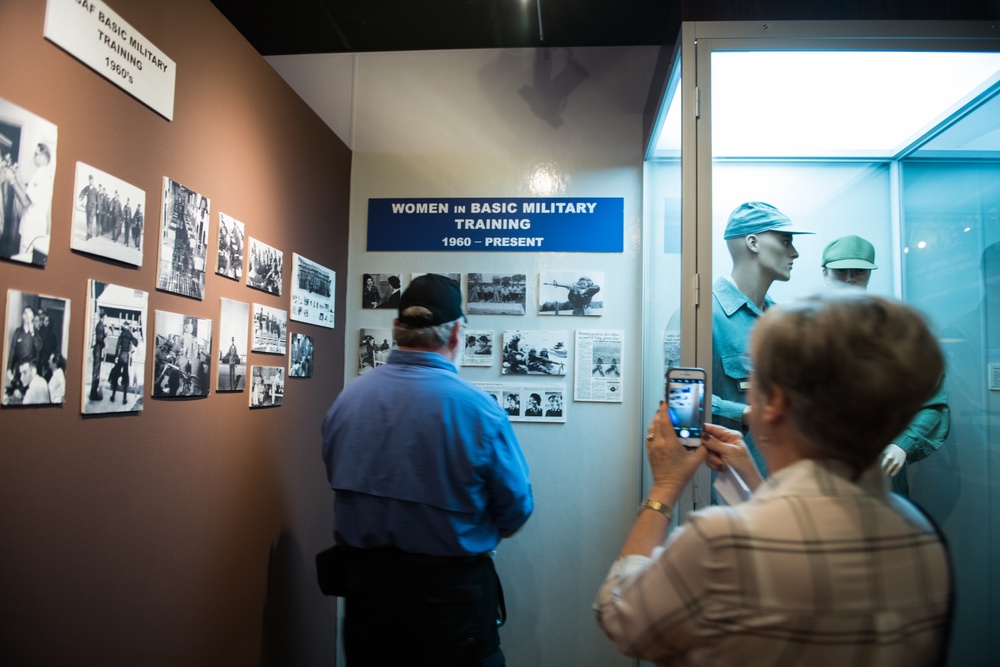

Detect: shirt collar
[753, 458, 888, 502]
[387, 348, 457, 373]
[714, 276, 774, 317]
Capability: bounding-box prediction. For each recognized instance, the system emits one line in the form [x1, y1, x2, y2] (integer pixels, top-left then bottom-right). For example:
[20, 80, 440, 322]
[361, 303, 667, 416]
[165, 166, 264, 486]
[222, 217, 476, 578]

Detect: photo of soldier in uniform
[70, 162, 145, 266]
[291, 253, 334, 328]
[251, 303, 287, 355]
[539, 271, 604, 316]
[81, 280, 147, 414]
[0, 98, 57, 267]
[3, 289, 70, 406]
[501, 330, 568, 376]
[246, 237, 283, 295]
[152, 311, 213, 398]
[217, 297, 248, 392]
[216, 212, 244, 281]
[156, 178, 209, 300]
[289, 332, 314, 378]
[361, 273, 402, 309]
[249, 365, 284, 408]
[466, 273, 527, 315]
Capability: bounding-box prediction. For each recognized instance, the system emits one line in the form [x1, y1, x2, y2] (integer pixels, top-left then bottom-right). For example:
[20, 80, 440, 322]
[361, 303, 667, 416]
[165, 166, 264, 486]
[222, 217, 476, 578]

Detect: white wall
[272, 45, 658, 665]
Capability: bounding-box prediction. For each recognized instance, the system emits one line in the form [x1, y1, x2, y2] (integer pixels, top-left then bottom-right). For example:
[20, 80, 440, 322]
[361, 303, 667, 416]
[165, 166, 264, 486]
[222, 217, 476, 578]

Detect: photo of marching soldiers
[291, 253, 335, 328]
[216, 212, 244, 280]
[156, 177, 209, 300]
[358, 327, 394, 375]
[249, 365, 284, 408]
[81, 280, 147, 414]
[539, 271, 604, 316]
[246, 237, 283, 296]
[501, 330, 569, 376]
[251, 303, 287, 355]
[70, 162, 145, 266]
[152, 311, 213, 398]
[217, 297, 249, 392]
[289, 332, 314, 378]
[0, 97, 57, 267]
[466, 273, 527, 315]
[3, 289, 70, 406]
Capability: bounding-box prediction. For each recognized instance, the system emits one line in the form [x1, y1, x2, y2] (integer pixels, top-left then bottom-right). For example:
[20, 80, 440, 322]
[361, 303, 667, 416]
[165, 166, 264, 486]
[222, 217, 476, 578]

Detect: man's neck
[729, 266, 773, 311]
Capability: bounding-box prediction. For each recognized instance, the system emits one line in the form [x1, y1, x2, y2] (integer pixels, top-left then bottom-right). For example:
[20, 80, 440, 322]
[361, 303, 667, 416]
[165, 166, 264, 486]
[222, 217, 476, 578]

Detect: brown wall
[0, 1, 349, 665]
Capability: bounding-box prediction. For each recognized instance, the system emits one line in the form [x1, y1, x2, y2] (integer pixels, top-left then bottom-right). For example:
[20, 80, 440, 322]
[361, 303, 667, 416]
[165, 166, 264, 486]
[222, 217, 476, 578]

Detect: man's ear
[745, 234, 760, 254]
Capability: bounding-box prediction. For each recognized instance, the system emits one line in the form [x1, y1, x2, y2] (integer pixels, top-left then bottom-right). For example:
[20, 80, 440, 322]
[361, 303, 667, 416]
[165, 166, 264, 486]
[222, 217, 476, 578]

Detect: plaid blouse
[595, 459, 951, 666]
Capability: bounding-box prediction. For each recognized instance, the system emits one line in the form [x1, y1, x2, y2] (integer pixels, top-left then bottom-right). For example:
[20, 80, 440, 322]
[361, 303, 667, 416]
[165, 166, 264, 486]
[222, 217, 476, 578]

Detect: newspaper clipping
[574, 330, 623, 403]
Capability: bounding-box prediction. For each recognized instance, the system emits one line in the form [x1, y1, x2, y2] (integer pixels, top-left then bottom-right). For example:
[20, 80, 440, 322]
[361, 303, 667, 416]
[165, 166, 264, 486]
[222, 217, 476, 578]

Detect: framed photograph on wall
[70, 162, 145, 266]
[501, 330, 568, 376]
[466, 273, 526, 315]
[3, 289, 70, 405]
[461, 329, 494, 367]
[81, 280, 148, 414]
[151, 310, 213, 397]
[362, 273, 401, 309]
[289, 332, 314, 378]
[217, 298, 249, 392]
[291, 253, 335, 328]
[539, 271, 604, 316]
[249, 365, 284, 408]
[216, 212, 244, 281]
[0, 97, 57, 267]
[359, 327, 393, 375]
[156, 177, 209, 299]
[251, 303, 287, 355]
[247, 237, 283, 295]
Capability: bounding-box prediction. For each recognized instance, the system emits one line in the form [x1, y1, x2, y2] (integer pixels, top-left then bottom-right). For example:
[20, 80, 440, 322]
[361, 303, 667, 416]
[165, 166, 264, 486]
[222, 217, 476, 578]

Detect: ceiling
[211, 0, 680, 55]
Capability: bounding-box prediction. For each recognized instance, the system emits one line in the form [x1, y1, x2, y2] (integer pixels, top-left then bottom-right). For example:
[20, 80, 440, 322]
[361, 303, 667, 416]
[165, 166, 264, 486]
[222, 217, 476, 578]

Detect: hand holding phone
[666, 366, 706, 448]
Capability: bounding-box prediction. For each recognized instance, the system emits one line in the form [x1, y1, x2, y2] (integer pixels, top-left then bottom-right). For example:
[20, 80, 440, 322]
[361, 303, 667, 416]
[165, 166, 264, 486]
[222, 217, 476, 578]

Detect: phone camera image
[668, 377, 704, 439]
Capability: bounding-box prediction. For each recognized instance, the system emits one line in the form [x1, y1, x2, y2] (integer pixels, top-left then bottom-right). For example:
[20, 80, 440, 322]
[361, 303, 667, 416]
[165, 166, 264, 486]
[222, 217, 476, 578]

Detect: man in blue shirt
[712, 202, 813, 475]
[322, 273, 534, 666]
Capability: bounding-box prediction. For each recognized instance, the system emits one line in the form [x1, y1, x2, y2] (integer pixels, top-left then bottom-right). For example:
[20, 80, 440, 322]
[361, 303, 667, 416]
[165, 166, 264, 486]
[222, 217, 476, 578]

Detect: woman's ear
[759, 384, 788, 426]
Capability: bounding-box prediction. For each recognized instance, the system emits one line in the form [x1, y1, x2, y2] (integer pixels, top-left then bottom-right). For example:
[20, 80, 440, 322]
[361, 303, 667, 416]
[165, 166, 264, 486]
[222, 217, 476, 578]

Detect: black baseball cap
[398, 274, 465, 327]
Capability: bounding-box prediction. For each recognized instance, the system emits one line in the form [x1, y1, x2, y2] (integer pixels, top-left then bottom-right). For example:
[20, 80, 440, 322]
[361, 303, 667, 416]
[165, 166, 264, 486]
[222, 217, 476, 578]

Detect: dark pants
[343, 548, 504, 667]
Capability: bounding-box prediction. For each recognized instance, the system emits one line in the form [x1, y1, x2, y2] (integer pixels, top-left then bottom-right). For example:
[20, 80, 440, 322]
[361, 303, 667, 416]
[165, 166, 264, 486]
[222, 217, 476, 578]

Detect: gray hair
[751, 291, 943, 476]
[393, 307, 461, 349]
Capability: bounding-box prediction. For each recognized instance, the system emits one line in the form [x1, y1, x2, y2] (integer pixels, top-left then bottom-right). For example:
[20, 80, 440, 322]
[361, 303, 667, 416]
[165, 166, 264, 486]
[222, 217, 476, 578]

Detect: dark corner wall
[0, 1, 349, 665]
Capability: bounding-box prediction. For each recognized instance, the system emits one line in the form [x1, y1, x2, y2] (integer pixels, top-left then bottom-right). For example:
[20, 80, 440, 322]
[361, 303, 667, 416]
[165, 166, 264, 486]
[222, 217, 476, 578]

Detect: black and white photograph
[473, 382, 567, 423]
[461, 329, 494, 367]
[249, 365, 284, 408]
[81, 280, 148, 414]
[247, 237, 283, 295]
[152, 310, 213, 398]
[252, 303, 287, 355]
[0, 97, 57, 267]
[575, 330, 624, 402]
[359, 327, 394, 375]
[291, 253, 335, 328]
[70, 162, 145, 266]
[501, 330, 569, 376]
[3, 289, 70, 406]
[216, 212, 244, 281]
[539, 271, 604, 316]
[156, 177, 209, 299]
[362, 273, 402, 309]
[466, 273, 527, 315]
[217, 298, 249, 392]
[289, 332, 314, 378]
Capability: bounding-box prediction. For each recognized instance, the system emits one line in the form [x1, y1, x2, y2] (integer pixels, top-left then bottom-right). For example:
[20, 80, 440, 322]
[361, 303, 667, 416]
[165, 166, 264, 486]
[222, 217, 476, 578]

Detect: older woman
[595, 291, 952, 666]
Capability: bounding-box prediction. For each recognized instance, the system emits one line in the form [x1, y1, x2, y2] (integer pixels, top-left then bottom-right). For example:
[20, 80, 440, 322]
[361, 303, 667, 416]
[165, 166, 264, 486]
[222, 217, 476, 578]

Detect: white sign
[44, 0, 176, 120]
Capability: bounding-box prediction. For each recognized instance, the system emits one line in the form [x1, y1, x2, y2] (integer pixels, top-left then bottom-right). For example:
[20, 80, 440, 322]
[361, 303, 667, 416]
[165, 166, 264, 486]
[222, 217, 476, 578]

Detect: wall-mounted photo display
[461, 329, 494, 367]
[247, 237, 283, 295]
[156, 177, 209, 299]
[574, 329, 624, 403]
[249, 365, 284, 408]
[474, 382, 567, 423]
[291, 253, 335, 328]
[289, 332, 314, 378]
[359, 327, 394, 375]
[251, 303, 287, 355]
[361, 273, 401, 309]
[539, 271, 604, 316]
[217, 298, 249, 392]
[3, 289, 70, 406]
[466, 273, 526, 315]
[81, 280, 148, 414]
[71, 162, 145, 266]
[0, 97, 57, 267]
[216, 212, 245, 281]
[501, 330, 568, 376]
[152, 310, 213, 398]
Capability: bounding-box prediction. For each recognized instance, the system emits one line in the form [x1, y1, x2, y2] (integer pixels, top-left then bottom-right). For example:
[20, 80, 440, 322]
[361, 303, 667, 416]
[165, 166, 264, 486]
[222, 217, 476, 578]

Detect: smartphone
[666, 367, 706, 447]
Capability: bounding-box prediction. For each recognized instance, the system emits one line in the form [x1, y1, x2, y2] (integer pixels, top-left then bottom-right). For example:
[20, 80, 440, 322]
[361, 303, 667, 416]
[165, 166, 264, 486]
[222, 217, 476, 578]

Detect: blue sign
[367, 197, 624, 252]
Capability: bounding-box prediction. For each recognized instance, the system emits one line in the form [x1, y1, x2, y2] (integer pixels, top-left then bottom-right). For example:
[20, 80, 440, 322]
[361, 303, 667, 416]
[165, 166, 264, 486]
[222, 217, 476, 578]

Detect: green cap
[822, 235, 878, 270]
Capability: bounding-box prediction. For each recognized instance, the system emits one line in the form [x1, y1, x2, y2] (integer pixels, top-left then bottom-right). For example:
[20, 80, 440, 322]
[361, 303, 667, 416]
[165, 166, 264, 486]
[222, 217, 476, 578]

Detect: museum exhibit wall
[340, 46, 657, 666]
[0, 1, 350, 666]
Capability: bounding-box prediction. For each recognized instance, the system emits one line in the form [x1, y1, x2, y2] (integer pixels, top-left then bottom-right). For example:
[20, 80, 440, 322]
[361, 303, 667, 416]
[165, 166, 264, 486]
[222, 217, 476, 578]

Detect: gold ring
[646, 433, 655, 441]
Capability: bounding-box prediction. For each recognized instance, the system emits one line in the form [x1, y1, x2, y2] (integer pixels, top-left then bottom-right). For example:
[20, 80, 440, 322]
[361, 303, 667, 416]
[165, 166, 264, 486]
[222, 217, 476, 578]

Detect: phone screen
[667, 375, 704, 441]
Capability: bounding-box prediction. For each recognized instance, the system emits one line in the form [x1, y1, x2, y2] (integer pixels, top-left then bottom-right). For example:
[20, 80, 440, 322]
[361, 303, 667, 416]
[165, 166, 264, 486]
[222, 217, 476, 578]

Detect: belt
[346, 546, 492, 566]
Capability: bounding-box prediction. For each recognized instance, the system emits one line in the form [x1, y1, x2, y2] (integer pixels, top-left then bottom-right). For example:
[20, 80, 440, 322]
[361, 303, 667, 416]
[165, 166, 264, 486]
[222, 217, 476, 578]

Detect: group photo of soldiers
[216, 212, 244, 281]
[291, 254, 335, 328]
[2, 290, 70, 406]
[156, 178, 209, 300]
[70, 162, 145, 267]
[247, 237, 283, 295]
[82, 280, 148, 414]
[152, 312, 213, 398]
[466, 273, 527, 315]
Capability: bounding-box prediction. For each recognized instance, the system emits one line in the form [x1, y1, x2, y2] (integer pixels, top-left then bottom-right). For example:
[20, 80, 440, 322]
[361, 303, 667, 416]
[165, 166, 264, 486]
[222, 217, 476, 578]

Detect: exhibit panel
[646, 21, 1000, 666]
